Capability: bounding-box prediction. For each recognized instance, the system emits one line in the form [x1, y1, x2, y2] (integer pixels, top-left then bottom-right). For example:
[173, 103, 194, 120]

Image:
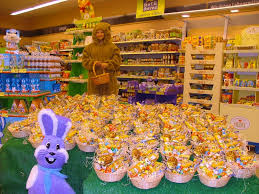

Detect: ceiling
[0, 0, 255, 30]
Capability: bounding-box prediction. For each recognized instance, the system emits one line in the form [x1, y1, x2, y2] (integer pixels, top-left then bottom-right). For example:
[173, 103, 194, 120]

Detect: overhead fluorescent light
[182, 14, 190, 18]
[11, 0, 68, 15]
[230, 9, 239, 13]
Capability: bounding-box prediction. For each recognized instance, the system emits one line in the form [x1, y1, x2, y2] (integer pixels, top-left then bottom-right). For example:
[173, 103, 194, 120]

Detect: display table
[1, 138, 259, 194]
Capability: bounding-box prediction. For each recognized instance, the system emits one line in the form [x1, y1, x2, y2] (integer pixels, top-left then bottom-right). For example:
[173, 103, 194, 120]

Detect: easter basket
[197, 168, 231, 188]
[28, 135, 43, 148]
[91, 62, 110, 86]
[96, 145, 129, 161]
[65, 140, 76, 151]
[93, 162, 128, 182]
[128, 165, 165, 190]
[159, 144, 192, 161]
[75, 137, 97, 152]
[10, 129, 29, 138]
[227, 162, 257, 178]
[165, 169, 195, 183]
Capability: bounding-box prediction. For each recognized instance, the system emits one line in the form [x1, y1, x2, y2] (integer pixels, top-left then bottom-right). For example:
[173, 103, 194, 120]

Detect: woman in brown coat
[82, 22, 122, 95]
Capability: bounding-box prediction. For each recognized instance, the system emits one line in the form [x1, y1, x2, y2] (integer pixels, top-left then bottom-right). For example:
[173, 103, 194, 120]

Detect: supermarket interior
[0, 0, 259, 193]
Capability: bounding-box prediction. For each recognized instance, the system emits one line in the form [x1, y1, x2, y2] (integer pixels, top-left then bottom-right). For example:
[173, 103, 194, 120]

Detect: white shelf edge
[117, 76, 175, 80]
[120, 64, 177, 67]
[64, 29, 93, 35]
[222, 86, 259, 92]
[222, 68, 259, 72]
[113, 38, 181, 44]
[120, 51, 179, 55]
[224, 50, 259, 54]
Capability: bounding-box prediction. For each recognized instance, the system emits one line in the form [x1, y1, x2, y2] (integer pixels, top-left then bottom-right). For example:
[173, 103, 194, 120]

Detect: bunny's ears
[38, 109, 72, 139]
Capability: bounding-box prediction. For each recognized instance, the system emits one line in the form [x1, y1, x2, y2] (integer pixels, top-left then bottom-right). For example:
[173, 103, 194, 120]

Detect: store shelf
[64, 60, 82, 63]
[190, 60, 216, 65]
[120, 51, 179, 55]
[222, 86, 259, 92]
[117, 75, 175, 80]
[59, 78, 88, 83]
[59, 49, 73, 52]
[46, 91, 65, 97]
[0, 91, 51, 98]
[120, 64, 177, 67]
[64, 28, 93, 35]
[189, 89, 213, 95]
[224, 50, 259, 54]
[188, 98, 212, 104]
[0, 70, 62, 74]
[188, 79, 214, 85]
[113, 38, 181, 44]
[68, 45, 86, 49]
[220, 103, 258, 109]
[222, 68, 259, 72]
[189, 70, 214, 74]
[0, 111, 28, 118]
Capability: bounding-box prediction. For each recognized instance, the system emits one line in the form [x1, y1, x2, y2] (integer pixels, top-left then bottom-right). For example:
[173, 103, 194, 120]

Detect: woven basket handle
[93, 62, 105, 76]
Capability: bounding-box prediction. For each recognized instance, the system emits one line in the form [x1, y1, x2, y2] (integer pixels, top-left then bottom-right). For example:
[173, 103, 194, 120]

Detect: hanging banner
[136, 0, 165, 19]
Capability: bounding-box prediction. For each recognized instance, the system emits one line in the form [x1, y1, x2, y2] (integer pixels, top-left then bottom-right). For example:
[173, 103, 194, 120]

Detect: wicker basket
[91, 62, 110, 86]
[75, 137, 97, 152]
[94, 163, 128, 182]
[129, 172, 165, 190]
[128, 164, 165, 190]
[65, 141, 76, 151]
[28, 136, 42, 148]
[228, 162, 256, 178]
[197, 169, 231, 188]
[165, 170, 194, 183]
[10, 130, 29, 138]
[159, 144, 192, 161]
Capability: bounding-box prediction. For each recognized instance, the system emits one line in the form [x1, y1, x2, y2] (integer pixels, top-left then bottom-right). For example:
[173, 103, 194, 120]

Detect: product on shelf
[112, 28, 182, 42]
[119, 42, 179, 53]
[122, 54, 177, 65]
[223, 73, 234, 87]
[182, 35, 223, 49]
[221, 92, 233, 104]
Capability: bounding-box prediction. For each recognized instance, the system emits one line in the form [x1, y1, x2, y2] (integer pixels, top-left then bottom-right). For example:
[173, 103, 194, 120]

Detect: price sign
[0, 92, 5, 96]
[19, 69, 27, 73]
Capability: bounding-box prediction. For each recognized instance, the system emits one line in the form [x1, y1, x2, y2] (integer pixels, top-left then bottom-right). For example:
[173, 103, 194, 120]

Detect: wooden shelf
[64, 28, 93, 35]
[189, 70, 214, 74]
[0, 91, 51, 98]
[220, 103, 258, 109]
[222, 86, 259, 92]
[224, 50, 259, 54]
[58, 78, 88, 83]
[189, 89, 213, 95]
[113, 38, 181, 44]
[59, 49, 73, 52]
[222, 68, 259, 72]
[120, 51, 179, 55]
[117, 75, 175, 81]
[190, 60, 216, 65]
[187, 79, 214, 85]
[64, 60, 82, 63]
[188, 98, 213, 104]
[120, 64, 177, 67]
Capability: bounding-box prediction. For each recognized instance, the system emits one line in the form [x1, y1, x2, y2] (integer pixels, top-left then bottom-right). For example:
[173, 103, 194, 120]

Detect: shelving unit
[183, 43, 224, 114]
[117, 75, 175, 81]
[114, 38, 181, 44]
[120, 51, 179, 55]
[220, 49, 259, 143]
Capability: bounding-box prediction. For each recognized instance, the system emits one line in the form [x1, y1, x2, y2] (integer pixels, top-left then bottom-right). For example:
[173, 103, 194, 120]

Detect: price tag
[156, 92, 164, 95]
[0, 68, 3, 73]
[0, 92, 5, 96]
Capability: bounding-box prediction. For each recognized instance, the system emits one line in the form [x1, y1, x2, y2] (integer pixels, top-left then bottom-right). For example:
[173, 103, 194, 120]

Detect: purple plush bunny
[26, 109, 75, 194]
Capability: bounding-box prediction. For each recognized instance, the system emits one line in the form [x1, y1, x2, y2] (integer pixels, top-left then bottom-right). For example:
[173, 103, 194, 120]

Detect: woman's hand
[101, 63, 109, 69]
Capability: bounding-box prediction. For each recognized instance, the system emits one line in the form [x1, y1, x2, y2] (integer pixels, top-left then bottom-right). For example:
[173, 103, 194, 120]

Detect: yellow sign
[136, 0, 165, 18]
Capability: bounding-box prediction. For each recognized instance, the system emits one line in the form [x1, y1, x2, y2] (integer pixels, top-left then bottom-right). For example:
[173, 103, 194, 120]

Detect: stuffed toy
[26, 109, 75, 194]
[78, 0, 95, 19]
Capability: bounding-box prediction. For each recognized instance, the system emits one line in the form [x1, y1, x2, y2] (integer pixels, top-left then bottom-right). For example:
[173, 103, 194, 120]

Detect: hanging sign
[136, 0, 165, 18]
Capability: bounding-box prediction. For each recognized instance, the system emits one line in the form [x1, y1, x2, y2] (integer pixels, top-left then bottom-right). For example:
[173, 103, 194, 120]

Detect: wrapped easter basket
[197, 169, 231, 188]
[65, 140, 76, 151]
[91, 62, 110, 86]
[128, 165, 165, 190]
[96, 145, 129, 161]
[9, 129, 29, 138]
[165, 169, 195, 183]
[75, 137, 97, 152]
[93, 162, 128, 182]
[28, 136, 42, 148]
[227, 162, 257, 178]
[159, 144, 192, 161]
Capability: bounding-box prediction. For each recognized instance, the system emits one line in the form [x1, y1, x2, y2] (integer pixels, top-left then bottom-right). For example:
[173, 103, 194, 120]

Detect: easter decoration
[78, 0, 95, 19]
[26, 109, 75, 194]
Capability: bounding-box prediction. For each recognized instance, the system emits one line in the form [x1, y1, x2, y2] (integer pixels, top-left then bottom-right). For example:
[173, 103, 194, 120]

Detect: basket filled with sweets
[8, 121, 30, 138]
[226, 151, 258, 178]
[128, 161, 165, 190]
[94, 155, 129, 182]
[64, 128, 78, 150]
[198, 159, 232, 188]
[165, 156, 195, 183]
[75, 130, 98, 152]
